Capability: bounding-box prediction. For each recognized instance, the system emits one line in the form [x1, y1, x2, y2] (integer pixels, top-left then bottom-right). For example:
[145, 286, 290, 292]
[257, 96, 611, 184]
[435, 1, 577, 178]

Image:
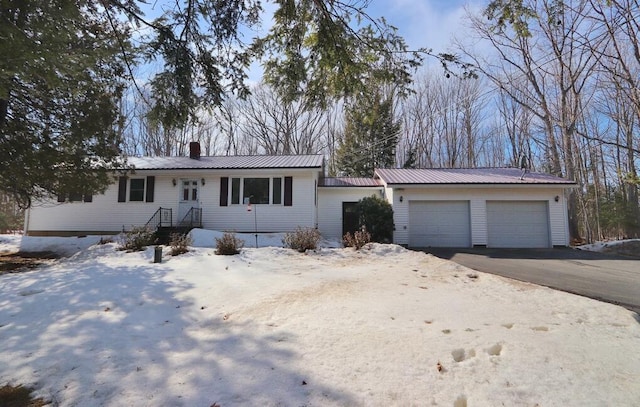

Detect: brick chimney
[189, 141, 201, 160]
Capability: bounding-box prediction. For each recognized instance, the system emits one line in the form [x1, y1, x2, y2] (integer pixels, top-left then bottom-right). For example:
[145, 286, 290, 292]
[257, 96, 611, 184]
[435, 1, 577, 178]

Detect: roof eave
[318, 185, 383, 188]
[119, 165, 323, 171]
[383, 182, 577, 188]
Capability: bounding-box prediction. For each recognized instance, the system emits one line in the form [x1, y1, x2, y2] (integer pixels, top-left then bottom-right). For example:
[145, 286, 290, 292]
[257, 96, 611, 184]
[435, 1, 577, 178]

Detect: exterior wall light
[201, 178, 206, 186]
[399, 195, 403, 202]
[172, 178, 177, 187]
[554, 195, 559, 202]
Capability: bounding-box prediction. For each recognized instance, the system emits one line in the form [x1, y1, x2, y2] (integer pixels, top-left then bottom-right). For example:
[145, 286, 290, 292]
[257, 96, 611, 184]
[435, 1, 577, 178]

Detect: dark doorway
[342, 202, 359, 236]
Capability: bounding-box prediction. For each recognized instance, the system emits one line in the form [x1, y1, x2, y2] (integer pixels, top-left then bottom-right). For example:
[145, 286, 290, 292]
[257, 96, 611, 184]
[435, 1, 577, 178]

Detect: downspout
[314, 178, 318, 229]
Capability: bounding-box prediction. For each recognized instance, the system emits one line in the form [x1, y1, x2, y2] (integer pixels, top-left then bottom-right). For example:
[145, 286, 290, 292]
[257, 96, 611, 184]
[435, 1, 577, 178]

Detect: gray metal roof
[125, 155, 324, 170]
[319, 177, 382, 187]
[375, 168, 576, 185]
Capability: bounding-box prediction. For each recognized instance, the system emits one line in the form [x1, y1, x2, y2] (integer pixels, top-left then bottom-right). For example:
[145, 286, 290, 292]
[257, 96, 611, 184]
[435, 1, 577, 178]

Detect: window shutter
[117, 176, 127, 202]
[145, 176, 155, 202]
[284, 176, 293, 206]
[220, 177, 229, 206]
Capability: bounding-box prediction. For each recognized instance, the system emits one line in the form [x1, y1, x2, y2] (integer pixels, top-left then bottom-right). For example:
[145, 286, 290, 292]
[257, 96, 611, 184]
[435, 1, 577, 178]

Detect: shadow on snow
[0, 245, 355, 406]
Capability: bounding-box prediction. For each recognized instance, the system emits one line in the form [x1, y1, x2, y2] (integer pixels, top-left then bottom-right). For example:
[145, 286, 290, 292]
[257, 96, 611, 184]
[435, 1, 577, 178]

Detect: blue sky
[243, 0, 486, 82]
[139, 0, 487, 83]
[366, 0, 485, 52]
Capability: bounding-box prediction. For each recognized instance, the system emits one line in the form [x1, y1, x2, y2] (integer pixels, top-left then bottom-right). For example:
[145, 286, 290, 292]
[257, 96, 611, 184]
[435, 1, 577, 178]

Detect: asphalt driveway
[423, 247, 640, 315]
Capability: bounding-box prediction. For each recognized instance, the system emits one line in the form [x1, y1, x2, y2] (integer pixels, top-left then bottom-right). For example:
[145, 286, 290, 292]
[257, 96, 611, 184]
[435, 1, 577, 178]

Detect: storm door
[178, 179, 200, 224]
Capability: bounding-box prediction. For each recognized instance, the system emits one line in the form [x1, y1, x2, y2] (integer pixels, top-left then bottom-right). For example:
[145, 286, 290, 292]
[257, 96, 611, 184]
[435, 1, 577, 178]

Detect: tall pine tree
[335, 93, 401, 177]
[0, 1, 127, 207]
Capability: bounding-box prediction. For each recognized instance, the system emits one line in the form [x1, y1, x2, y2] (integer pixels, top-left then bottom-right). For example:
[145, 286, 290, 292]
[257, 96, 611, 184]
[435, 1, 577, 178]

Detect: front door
[178, 179, 200, 224]
[342, 202, 359, 237]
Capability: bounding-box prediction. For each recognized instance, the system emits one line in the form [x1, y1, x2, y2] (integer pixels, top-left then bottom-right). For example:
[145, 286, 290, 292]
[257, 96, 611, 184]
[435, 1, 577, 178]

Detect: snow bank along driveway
[0, 238, 639, 406]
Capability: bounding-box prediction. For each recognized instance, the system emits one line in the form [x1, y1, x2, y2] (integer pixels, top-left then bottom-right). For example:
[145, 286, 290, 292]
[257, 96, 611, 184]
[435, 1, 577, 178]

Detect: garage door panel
[487, 201, 550, 248]
[409, 201, 471, 247]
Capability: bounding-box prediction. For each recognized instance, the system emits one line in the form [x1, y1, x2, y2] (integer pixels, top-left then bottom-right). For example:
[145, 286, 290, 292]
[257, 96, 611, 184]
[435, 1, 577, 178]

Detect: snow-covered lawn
[1, 232, 639, 406]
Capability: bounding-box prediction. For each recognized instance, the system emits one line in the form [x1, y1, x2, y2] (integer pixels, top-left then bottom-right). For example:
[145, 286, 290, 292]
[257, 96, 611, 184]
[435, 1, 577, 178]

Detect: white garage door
[487, 201, 550, 248]
[409, 201, 471, 247]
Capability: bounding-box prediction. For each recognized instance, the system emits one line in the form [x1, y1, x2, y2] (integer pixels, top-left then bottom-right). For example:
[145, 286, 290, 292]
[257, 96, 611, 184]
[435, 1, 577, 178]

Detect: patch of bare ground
[0, 384, 49, 407]
[599, 240, 640, 258]
[0, 252, 57, 275]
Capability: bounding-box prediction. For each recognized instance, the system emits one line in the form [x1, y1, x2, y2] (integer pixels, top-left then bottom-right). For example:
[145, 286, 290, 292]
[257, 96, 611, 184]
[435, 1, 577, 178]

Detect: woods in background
[1, 0, 638, 242]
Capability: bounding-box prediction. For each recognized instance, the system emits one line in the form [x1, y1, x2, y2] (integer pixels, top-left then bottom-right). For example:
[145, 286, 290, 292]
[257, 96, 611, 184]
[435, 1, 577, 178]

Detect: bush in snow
[98, 237, 114, 245]
[283, 227, 321, 252]
[169, 233, 192, 256]
[118, 226, 156, 251]
[215, 232, 244, 255]
[342, 228, 371, 250]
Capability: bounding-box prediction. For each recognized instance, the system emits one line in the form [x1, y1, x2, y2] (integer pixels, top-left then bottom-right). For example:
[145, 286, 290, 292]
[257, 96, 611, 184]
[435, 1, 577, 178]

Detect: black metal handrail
[179, 207, 202, 228]
[145, 207, 172, 229]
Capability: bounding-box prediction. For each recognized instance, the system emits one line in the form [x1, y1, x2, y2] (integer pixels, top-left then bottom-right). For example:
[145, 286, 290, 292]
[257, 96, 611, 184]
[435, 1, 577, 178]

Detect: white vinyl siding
[486, 201, 551, 248]
[26, 168, 572, 248]
[209, 172, 318, 233]
[26, 176, 177, 234]
[26, 169, 321, 235]
[317, 188, 383, 240]
[408, 201, 471, 247]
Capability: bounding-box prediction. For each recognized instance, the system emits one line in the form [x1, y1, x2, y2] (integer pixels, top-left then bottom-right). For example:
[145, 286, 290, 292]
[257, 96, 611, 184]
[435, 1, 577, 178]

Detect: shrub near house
[356, 196, 393, 243]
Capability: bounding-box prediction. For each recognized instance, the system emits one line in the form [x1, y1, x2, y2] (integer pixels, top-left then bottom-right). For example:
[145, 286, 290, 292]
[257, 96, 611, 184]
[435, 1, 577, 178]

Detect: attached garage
[376, 168, 575, 248]
[486, 201, 551, 248]
[409, 201, 471, 247]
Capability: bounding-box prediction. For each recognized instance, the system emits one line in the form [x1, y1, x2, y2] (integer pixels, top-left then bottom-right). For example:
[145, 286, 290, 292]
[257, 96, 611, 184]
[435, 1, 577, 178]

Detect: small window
[181, 180, 198, 202]
[129, 179, 145, 201]
[183, 181, 190, 201]
[244, 178, 269, 204]
[272, 178, 282, 204]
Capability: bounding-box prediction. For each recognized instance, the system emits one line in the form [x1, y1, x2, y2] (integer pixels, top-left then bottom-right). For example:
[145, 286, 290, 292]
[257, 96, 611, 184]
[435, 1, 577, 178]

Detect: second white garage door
[409, 201, 471, 247]
[486, 201, 550, 248]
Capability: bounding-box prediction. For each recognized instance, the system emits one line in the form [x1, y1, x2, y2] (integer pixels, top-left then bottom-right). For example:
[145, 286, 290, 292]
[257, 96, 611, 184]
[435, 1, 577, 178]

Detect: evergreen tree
[402, 149, 418, 169]
[335, 94, 401, 177]
[0, 194, 24, 233]
[1, 1, 127, 207]
[1, 0, 438, 207]
[356, 196, 394, 243]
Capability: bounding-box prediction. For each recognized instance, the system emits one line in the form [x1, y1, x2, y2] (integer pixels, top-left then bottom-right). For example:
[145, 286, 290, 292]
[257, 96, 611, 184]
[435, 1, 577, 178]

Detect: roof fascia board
[386, 183, 576, 189]
[121, 167, 321, 175]
[317, 186, 383, 189]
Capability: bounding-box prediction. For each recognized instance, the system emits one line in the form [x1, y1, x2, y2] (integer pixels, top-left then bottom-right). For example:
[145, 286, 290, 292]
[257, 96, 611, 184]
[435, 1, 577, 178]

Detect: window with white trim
[117, 176, 155, 203]
[230, 177, 284, 205]
[129, 179, 145, 201]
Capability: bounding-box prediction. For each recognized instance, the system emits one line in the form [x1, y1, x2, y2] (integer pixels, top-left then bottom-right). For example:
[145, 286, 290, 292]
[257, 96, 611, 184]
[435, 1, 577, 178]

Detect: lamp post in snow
[245, 196, 258, 248]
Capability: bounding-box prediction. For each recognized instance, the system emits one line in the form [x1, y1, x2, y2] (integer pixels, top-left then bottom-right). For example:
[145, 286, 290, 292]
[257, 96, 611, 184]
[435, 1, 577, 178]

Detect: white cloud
[373, 0, 486, 52]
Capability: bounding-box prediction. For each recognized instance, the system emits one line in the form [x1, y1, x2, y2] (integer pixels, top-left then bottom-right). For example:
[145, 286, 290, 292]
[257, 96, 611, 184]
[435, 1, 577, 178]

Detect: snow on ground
[577, 238, 640, 258]
[1, 231, 639, 406]
[0, 234, 108, 257]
